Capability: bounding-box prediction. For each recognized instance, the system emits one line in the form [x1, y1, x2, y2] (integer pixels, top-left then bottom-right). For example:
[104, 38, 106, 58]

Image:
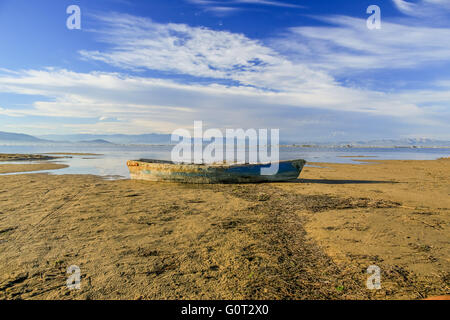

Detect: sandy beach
[0, 156, 448, 300]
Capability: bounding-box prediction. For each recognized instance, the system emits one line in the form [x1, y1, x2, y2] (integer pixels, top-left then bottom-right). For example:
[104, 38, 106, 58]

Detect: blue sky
[0, 0, 449, 141]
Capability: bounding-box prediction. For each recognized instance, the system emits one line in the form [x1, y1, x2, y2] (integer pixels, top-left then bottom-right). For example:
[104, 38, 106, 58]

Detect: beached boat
[127, 159, 306, 183]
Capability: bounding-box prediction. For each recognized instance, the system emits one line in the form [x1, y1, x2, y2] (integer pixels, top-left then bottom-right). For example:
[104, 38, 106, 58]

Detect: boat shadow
[292, 178, 397, 185]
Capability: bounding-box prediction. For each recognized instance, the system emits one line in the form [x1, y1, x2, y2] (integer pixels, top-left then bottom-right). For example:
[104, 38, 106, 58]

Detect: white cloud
[0, 67, 431, 131]
[80, 13, 332, 92]
[187, 0, 303, 10]
[203, 6, 241, 16]
[392, 0, 450, 18]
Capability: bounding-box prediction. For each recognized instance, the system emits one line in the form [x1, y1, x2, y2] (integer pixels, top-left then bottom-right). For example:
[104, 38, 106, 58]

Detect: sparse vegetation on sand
[0, 153, 60, 161]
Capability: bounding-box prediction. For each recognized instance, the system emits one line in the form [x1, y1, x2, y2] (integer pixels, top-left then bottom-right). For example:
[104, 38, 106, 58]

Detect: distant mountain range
[77, 139, 115, 145]
[0, 131, 449, 147]
[0, 131, 46, 143]
[0, 131, 119, 145]
[39, 133, 172, 145]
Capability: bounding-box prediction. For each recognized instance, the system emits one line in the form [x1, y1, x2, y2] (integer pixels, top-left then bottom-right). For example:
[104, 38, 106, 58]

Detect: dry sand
[0, 157, 448, 300]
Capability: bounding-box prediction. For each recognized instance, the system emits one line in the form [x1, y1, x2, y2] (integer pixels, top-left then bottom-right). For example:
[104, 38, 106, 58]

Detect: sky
[0, 0, 449, 142]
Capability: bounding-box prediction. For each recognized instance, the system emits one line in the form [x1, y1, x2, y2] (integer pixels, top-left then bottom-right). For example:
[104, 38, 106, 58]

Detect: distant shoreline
[1, 142, 450, 149]
[281, 144, 450, 149]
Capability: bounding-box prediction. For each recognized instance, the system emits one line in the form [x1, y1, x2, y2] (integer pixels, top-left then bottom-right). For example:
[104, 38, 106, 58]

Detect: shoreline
[281, 145, 450, 149]
[0, 152, 449, 177]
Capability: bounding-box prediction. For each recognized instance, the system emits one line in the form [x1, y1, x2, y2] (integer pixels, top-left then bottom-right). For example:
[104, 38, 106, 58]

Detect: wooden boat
[127, 159, 306, 183]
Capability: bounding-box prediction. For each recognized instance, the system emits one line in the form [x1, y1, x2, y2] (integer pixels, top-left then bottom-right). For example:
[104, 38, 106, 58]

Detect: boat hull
[127, 159, 306, 184]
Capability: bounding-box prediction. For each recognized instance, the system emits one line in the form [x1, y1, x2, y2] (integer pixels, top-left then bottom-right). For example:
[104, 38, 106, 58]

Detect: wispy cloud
[272, 15, 450, 73]
[0, 66, 436, 132]
[393, 0, 450, 18]
[203, 6, 242, 16]
[186, 0, 303, 16]
[79, 13, 331, 92]
[232, 0, 303, 8]
[187, 0, 303, 8]
[0, 69, 437, 138]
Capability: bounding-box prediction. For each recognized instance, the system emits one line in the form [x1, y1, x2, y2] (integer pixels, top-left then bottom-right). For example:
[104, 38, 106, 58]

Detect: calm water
[1, 145, 449, 179]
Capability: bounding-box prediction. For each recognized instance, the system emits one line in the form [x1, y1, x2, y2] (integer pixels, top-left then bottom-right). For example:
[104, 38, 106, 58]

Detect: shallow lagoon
[0, 144, 448, 179]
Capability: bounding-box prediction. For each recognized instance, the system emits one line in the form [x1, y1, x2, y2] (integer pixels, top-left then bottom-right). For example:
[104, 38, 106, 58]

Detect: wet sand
[0, 157, 448, 299]
[0, 163, 68, 174]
